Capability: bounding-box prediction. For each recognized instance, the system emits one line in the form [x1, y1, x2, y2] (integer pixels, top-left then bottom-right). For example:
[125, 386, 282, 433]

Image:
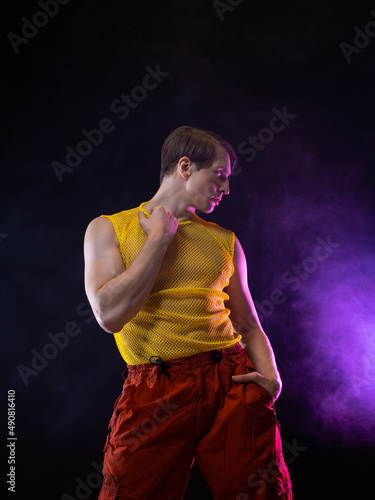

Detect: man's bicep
[224, 237, 261, 332]
[83, 217, 125, 299]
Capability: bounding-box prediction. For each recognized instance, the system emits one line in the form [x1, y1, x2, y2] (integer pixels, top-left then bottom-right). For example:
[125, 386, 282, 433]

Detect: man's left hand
[232, 371, 282, 404]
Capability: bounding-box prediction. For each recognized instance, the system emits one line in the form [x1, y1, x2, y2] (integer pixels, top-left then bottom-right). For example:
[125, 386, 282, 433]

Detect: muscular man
[84, 126, 292, 499]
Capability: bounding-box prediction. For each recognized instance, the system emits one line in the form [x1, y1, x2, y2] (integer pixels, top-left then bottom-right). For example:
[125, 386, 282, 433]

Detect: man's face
[186, 145, 232, 213]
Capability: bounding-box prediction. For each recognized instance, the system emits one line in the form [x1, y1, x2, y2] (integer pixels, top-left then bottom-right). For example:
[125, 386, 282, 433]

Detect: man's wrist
[145, 234, 171, 252]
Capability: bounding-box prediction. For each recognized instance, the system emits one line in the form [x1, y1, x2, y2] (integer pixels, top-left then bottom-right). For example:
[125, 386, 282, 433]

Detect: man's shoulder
[194, 214, 235, 256]
[100, 202, 143, 221]
[99, 202, 144, 238]
[195, 213, 233, 237]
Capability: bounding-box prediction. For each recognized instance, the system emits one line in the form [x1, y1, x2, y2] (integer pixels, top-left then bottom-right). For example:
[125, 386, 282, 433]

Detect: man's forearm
[95, 236, 169, 332]
[239, 326, 280, 380]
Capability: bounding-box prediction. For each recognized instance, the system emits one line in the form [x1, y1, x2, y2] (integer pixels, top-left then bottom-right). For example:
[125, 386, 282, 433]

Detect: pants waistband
[126, 342, 244, 376]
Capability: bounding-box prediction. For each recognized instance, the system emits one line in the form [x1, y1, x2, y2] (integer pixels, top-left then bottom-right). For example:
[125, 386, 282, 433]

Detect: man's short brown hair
[160, 126, 238, 185]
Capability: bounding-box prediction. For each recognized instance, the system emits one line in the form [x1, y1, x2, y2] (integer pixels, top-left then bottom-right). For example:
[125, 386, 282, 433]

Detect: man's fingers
[232, 372, 281, 403]
[138, 211, 148, 232]
[232, 372, 259, 383]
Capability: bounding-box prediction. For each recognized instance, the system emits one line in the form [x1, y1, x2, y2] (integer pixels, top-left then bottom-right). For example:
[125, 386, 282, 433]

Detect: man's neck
[143, 179, 195, 223]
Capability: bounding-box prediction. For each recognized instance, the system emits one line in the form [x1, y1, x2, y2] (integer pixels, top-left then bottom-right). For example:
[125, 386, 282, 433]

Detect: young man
[84, 126, 292, 499]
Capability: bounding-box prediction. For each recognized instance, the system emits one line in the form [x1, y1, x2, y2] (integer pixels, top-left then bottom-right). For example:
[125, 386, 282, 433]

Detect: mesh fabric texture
[100, 201, 240, 365]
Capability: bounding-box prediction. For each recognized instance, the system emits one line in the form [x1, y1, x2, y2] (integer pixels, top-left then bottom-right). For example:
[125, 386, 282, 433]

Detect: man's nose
[220, 180, 230, 195]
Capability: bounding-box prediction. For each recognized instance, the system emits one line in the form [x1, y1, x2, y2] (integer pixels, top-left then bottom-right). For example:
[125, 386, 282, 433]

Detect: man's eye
[215, 171, 230, 181]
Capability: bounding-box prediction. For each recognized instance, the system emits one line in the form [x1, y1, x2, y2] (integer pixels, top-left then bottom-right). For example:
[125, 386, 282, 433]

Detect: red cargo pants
[98, 343, 292, 499]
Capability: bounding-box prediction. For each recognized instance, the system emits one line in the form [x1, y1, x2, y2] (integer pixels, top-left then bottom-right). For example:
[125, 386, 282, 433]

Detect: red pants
[98, 344, 292, 499]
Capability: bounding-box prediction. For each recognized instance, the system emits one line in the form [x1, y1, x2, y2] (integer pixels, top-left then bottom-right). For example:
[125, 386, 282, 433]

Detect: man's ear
[177, 156, 192, 180]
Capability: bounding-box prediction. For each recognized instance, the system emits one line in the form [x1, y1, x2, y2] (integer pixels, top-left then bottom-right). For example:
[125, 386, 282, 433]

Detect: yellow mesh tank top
[101, 201, 241, 365]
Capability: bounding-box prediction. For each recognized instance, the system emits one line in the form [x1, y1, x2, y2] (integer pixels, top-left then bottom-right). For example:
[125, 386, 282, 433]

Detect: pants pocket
[241, 354, 274, 408]
[103, 417, 113, 453]
[269, 461, 293, 498]
[98, 473, 119, 499]
[253, 381, 274, 407]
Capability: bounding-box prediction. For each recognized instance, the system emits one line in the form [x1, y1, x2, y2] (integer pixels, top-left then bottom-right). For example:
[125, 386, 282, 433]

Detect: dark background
[2, 0, 375, 498]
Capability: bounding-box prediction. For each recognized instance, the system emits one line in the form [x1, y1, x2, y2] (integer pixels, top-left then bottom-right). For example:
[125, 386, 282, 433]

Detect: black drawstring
[150, 350, 223, 377]
[149, 356, 172, 379]
[210, 350, 222, 364]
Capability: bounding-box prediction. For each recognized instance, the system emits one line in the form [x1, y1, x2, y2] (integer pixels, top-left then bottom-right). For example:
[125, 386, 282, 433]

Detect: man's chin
[198, 205, 215, 214]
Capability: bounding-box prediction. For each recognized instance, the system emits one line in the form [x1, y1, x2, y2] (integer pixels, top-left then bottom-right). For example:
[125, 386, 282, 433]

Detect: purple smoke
[295, 244, 375, 444]
[231, 138, 375, 445]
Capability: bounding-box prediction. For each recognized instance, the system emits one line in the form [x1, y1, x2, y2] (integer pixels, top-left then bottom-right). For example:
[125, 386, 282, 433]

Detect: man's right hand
[138, 206, 178, 244]
[84, 207, 178, 333]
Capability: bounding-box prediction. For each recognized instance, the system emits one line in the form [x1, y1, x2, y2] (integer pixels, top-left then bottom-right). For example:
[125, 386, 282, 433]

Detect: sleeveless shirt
[100, 201, 240, 365]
